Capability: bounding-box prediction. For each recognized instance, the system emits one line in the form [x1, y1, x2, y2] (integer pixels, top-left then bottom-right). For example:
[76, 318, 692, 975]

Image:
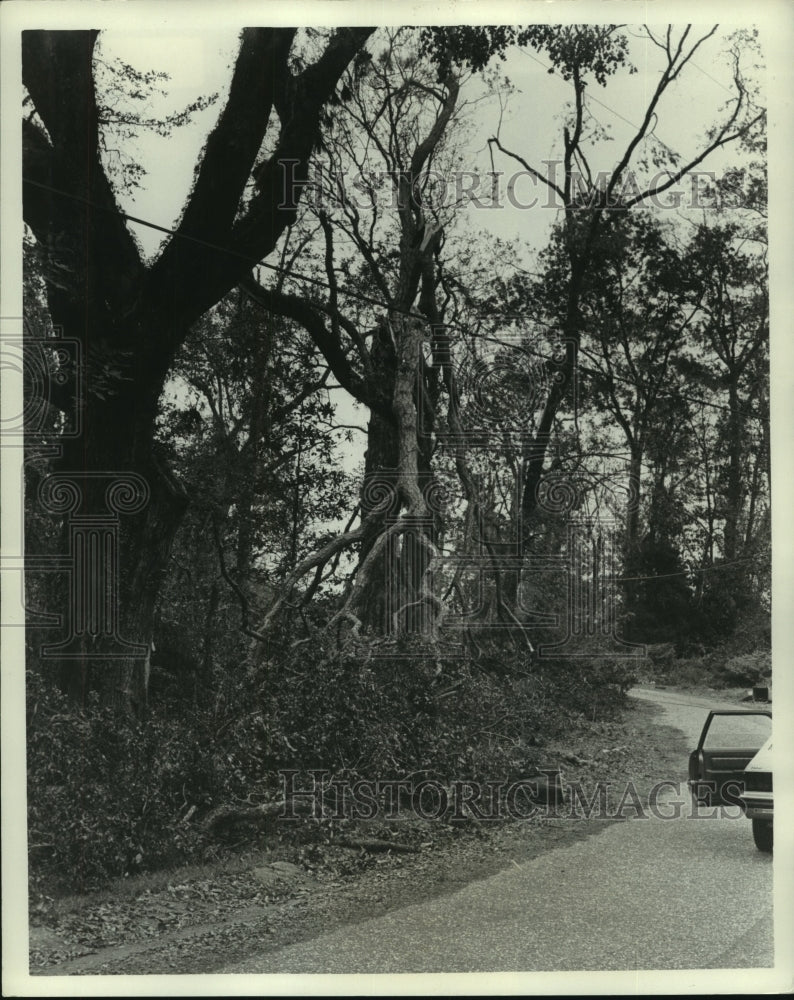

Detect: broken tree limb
[256, 523, 366, 637]
[334, 837, 419, 854]
[203, 798, 315, 834]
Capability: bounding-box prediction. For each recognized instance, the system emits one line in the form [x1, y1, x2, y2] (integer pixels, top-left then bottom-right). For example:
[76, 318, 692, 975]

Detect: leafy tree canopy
[419, 24, 632, 84]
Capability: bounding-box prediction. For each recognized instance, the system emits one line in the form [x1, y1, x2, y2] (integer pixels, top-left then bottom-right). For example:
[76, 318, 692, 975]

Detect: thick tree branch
[22, 30, 144, 318]
[240, 276, 388, 418]
[488, 136, 566, 202]
[409, 72, 460, 179]
[258, 524, 367, 635]
[147, 27, 375, 333]
[170, 29, 295, 251]
[21, 118, 55, 243]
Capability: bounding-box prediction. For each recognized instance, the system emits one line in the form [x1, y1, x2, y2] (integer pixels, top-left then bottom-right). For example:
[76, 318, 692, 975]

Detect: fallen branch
[203, 799, 314, 834]
[334, 837, 419, 854]
[257, 523, 366, 637]
[181, 804, 198, 825]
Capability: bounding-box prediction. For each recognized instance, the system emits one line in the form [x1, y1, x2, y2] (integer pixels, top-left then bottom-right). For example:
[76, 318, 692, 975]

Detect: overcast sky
[98, 24, 761, 262]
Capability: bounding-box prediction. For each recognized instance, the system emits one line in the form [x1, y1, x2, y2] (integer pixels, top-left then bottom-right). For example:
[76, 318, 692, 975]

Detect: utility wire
[624, 24, 738, 99]
[22, 176, 430, 323]
[474, 327, 754, 419]
[617, 555, 761, 583]
[518, 32, 760, 159]
[690, 59, 736, 96]
[22, 175, 764, 420]
[517, 47, 682, 161]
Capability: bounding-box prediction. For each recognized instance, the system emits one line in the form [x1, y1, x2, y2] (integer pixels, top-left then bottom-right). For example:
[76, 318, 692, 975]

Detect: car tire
[752, 818, 773, 853]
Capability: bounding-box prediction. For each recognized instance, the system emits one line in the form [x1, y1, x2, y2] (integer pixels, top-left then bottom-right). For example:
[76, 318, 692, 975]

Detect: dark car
[688, 709, 772, 851]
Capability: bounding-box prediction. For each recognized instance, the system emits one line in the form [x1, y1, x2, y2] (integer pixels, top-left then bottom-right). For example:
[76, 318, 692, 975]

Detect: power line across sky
[22, 175, 756, 421]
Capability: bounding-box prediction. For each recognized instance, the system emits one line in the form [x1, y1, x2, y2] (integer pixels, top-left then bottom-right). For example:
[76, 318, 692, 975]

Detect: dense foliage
[28, 646, 635, 892]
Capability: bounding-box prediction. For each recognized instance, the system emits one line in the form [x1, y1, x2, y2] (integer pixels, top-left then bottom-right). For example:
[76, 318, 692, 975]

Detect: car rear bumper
[739, 791, 773, 820]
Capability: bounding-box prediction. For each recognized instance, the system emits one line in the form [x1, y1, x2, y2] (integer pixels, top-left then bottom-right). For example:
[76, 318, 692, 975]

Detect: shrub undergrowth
[27, 643, 631, 897]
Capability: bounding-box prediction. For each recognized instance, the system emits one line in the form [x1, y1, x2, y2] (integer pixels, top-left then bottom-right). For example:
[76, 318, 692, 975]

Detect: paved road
[222, 688, 774, 974]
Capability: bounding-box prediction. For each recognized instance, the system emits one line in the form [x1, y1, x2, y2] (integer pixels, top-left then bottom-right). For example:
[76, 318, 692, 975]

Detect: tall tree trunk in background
[622, 443, 644, 621]
[201, 581, 221, 692]
[722, 379, 744, 563]
[236, 311, 272, 581]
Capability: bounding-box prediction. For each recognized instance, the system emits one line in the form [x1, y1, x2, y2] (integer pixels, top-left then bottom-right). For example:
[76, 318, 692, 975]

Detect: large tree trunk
[356, 320, 437, 636]
[22, 27, 373, 710]
[391, 315, 435, 637]
[358, 407, 400, 632]
[353, 317, 438, 638]
[37, 329, 188, 715]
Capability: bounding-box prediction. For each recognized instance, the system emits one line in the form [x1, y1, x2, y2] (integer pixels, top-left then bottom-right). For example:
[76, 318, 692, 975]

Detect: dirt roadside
[28, 684, 749, 977]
